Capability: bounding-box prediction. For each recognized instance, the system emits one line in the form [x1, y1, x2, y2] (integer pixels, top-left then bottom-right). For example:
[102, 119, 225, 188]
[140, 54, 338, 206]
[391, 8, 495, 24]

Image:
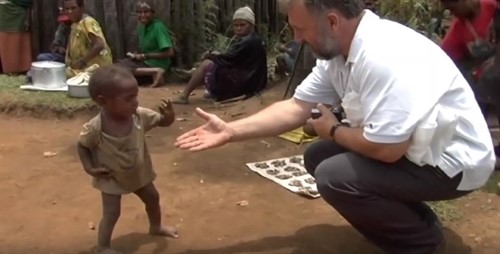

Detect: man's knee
[314, 153, 361, 202]
[303, 140, 344, 176]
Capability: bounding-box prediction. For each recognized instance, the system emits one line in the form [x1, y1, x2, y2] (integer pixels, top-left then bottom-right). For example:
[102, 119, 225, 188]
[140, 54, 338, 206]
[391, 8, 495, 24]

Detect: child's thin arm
[77, 143, 112, 177]
[77, 143, 96, 174]
[158, 113, 175, 127]
[158, 99, 175, 127]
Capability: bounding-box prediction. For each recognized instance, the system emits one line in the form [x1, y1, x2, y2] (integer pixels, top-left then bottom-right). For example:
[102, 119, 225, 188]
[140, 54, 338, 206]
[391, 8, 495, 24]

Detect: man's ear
[325, 12, 340, 31]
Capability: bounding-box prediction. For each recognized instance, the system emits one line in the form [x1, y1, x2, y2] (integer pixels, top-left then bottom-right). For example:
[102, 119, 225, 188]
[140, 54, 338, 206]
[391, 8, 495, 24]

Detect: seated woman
[440, 0, 496, 109]
[115, 0, 175, 87]
[173, 6, 267, 104]
[64, 0, 112, 77]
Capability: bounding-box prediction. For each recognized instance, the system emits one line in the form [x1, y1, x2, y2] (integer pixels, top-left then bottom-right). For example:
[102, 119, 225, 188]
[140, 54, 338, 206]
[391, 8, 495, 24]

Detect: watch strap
[329, 123, 347, 138]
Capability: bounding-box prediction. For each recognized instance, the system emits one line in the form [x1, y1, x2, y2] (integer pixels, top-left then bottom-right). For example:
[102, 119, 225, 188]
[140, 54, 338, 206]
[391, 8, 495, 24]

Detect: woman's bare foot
[150, 69, 165, 88]
[95, 247, 123, 254]
[150, 225, 179, 238]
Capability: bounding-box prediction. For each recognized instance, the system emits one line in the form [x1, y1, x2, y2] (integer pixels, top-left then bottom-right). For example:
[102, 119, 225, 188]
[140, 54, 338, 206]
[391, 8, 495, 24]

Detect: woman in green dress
[116, 0, 175, 87]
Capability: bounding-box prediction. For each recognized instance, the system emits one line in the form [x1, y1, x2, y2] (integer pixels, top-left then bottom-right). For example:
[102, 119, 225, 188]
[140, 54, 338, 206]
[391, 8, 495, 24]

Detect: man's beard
[310, 26, 341, 60]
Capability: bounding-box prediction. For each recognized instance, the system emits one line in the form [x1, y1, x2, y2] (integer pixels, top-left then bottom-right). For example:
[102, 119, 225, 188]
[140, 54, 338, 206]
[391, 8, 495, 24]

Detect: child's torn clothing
[79, 107, 162, 194]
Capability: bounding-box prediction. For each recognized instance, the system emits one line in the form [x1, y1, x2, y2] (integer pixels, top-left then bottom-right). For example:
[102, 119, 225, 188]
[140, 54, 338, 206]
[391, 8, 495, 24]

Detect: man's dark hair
[294, 0, 365, 19]
[88, 65, 135, 101]
[306, 0, 365, 19]
[64, 0, 84, 7]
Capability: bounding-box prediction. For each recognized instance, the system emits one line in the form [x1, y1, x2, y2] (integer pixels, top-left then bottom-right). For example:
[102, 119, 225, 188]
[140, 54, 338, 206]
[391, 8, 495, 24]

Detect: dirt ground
[1, 83, 499, 254]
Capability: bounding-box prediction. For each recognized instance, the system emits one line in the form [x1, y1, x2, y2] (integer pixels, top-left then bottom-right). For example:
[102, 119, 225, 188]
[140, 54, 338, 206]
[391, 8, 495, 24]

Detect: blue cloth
[36, 53, 65, 63]
[284, 41, 299, 71]
[288, 41, 299, 59]
[283, 53, 295, 71]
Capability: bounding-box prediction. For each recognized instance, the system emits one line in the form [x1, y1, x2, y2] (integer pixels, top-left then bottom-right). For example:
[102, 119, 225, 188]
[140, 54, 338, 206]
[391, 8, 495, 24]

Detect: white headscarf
[233, 6, 255, 25]
[136, 0, 154, 11]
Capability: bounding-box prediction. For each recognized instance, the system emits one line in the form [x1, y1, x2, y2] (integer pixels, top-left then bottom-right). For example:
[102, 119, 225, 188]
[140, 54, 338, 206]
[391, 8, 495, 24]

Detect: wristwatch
[329, 122, 348, 140]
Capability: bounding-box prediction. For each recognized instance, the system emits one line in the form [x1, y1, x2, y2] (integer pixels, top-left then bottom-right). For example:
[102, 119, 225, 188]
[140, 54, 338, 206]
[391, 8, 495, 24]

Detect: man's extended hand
[175, 108, 233, 152]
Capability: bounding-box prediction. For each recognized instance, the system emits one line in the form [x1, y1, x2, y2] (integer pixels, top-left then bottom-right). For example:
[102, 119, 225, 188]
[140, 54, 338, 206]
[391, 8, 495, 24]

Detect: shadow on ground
[78, 232, 169, 254]
[172, 224, 471, 254]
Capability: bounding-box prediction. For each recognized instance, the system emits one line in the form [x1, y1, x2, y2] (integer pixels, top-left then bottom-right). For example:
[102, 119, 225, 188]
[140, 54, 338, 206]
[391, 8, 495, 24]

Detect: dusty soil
[0, 84, 499, 254]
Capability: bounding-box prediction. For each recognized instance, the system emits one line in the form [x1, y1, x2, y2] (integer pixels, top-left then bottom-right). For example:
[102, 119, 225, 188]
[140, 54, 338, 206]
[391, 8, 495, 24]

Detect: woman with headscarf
[172, 6, 267, 104]
[0, 0, 32, 74]
[64, 0, 112, 77]
[115, 0, 175, 87]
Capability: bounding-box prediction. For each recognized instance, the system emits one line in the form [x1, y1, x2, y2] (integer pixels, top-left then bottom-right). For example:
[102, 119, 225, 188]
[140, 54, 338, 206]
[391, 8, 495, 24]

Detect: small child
[77, 65, 178, 254]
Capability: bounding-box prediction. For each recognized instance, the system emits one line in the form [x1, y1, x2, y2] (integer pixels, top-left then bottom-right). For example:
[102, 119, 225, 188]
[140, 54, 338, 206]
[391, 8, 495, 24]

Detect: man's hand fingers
[316, 103, 331, 114]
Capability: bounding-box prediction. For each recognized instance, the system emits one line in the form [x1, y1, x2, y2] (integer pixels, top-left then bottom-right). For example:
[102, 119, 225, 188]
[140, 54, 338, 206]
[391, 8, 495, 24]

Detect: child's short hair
[88, 65, 135, 101]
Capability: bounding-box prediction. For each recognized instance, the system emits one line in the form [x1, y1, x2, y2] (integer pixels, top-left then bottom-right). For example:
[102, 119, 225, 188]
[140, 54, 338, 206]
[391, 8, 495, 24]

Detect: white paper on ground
[246, 155, 320, 198]
[20, 85, 68, 92]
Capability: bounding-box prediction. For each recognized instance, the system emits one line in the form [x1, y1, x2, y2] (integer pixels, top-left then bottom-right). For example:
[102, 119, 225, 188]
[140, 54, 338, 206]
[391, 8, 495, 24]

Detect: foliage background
[32, 0, 451, 68]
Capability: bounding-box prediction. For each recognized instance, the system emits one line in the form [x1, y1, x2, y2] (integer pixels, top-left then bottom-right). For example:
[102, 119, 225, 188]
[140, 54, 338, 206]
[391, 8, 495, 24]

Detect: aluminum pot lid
[31, 61, 66, 68]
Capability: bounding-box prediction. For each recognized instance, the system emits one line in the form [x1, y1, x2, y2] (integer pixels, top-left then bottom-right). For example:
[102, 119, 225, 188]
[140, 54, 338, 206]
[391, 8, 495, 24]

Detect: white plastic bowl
[67, 83, 90, 98]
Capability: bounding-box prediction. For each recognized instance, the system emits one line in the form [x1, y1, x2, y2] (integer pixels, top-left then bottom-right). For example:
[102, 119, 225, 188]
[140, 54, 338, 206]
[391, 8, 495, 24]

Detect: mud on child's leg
[97, 193, 122, 254]
[133, 182, 178, 238]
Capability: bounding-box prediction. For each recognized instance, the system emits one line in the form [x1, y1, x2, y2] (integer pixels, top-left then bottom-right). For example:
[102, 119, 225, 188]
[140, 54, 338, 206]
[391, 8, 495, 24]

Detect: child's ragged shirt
[79, 107, 162, 194]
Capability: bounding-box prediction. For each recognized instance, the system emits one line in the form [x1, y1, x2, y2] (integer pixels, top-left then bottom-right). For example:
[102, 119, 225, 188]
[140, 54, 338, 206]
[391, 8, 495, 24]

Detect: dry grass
[428, 200, 462, 222]
[482, 171, 500, 195]
[0, 75, 98, 118]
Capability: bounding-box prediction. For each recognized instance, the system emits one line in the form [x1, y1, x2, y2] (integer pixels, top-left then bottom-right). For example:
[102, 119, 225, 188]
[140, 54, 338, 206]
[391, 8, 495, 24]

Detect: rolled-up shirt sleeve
[293, 60, 340, 105]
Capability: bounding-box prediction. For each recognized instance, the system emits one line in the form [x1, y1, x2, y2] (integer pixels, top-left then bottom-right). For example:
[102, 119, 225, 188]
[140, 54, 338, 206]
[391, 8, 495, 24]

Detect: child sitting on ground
[77, 65, 178, 254]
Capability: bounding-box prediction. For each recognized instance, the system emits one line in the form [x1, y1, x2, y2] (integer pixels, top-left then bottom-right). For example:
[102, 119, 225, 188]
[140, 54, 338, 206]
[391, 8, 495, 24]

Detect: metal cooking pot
[30, 61, 67, 88]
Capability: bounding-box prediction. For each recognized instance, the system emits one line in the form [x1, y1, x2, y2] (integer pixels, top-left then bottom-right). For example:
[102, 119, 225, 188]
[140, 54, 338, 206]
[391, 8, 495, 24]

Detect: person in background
[36, 8, 71, 63]
[275, 39, 299, 75]
[440, 0, 497, 113]
[78, 65, 178, 254]
[0, 0, 32, 74]
[477, 0, 500, 166]
[64, 0, 112, 77]
[115, 0, 175, 88]
[172, 6, 267, 104]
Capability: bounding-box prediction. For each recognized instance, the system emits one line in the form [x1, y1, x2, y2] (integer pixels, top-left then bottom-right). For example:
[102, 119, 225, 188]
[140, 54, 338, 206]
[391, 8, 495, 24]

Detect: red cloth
[57, 14, 70, 23]
[0, 31, 32, 73]
[441, 0, 497, 61]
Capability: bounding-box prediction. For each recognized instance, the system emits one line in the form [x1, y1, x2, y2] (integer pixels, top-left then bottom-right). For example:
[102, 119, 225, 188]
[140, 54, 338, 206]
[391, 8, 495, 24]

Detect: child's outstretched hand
[159, 99, 175, 126]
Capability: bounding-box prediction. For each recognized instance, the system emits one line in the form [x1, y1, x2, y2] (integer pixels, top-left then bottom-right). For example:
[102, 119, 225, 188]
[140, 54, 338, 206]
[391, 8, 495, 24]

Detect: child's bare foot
[95, 247, 123, 254]
[149, 225, 179, 238]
